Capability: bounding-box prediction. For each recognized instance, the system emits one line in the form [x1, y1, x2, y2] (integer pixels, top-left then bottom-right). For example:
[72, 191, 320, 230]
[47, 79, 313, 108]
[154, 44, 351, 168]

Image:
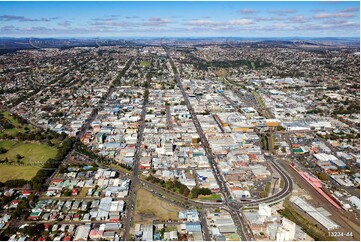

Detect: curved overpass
[233, 157, 294, 209]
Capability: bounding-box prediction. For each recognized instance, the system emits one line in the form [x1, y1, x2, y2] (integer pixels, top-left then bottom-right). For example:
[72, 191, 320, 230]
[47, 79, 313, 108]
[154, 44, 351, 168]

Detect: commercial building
[290, 196, 339, 231]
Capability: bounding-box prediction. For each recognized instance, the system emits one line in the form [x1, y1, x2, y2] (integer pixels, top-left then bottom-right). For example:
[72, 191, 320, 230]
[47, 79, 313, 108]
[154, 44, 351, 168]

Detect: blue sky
[0, 1, 359, 38]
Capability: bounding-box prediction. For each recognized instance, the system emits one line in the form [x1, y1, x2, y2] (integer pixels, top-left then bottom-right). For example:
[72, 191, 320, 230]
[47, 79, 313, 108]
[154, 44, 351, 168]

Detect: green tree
[16, 154, 23, 160]
[0, 147, 8, 154]
[316, 172, 329, 181]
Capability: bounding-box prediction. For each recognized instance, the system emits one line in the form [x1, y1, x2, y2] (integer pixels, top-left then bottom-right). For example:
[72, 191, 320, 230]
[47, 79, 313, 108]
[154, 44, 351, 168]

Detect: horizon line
[0, 36, 360, 39]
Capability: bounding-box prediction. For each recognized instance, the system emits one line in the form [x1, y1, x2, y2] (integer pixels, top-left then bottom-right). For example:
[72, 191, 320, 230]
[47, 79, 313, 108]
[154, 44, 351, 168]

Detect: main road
[162, 45, 296, 241]
[163, 45, 254, 241]
[122, 97, 148, 240]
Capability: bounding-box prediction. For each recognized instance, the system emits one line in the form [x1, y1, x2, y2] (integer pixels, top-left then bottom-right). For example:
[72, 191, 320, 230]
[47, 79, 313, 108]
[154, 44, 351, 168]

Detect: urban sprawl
[0, 41, 359, 241]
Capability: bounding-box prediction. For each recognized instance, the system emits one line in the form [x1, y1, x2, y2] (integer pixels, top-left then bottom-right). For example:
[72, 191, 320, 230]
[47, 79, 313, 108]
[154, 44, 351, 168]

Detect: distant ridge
[0, 37, 359, 55]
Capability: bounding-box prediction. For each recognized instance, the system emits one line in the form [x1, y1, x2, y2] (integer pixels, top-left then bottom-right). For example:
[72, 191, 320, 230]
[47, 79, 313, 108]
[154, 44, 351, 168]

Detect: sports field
[0, 165, 40, 183]
[0, 141, 58, 182]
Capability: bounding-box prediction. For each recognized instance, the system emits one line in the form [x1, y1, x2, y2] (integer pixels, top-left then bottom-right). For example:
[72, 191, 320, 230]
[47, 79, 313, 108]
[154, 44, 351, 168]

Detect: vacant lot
[0, 142, 58, 182]
[134, 188, 183, 224]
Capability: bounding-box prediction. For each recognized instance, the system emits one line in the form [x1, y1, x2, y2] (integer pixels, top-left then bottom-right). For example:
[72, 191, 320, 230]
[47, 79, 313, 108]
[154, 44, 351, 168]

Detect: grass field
[0, 140, 17, 150]
[198, 193, 222, 201]
[140, 61, 150, 67]
[0, 141, 58, 182]
[0, 165, 40, 182]
[0, 112, 34, 137]
[134, 188, 184, 224]
[2, 112, 21, 126]
[0, 142, 58, 164]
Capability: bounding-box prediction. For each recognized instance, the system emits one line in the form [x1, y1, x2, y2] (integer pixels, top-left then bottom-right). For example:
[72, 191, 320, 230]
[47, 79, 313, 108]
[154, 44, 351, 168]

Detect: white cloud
[290, 15, 307, 23]
[186, 19, 222, 26]
[143, 17, 174, 26]
[339, 7, 359, 13]
[228, 19, 253, 25]
[313, 12, 355, 19]
[240, 8, 258, 14]
[269, 9, 297, 15]
[185, 19, 252, 27]
[58, 21, 71, 27]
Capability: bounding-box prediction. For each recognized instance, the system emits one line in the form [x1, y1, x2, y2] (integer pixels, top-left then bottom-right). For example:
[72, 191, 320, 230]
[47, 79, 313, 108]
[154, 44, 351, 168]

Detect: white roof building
[290, 196, 339, 231]
[347, 196, 360, 210]
[74, 224, 91, 241]
[276, 217, 296, 241]
[258, 203, 272, 217]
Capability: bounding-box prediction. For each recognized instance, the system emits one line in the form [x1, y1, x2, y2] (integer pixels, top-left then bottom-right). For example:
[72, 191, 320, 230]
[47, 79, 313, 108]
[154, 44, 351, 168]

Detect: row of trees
[0, 147, 8, 154]
[74, 140, 132, 171]
[0, 179, 28, 188]
[144, 89, 150, 101]
[278, 203, 336, 241]
[119, 162, 132, 171]
[0, 154, 24, 165]
[0, 112, 27, 130]
[0, 119, 14, 129]
[74, 141, 98, 159]
[189, 186, 212, 199]
[31, 137, 75, 190]
[145, 175, 213, 199]
[113, 58, 134, 85]
[1, 126, 68, 142]
[146, 175, 190, 197]
[332, 103, 360, 115]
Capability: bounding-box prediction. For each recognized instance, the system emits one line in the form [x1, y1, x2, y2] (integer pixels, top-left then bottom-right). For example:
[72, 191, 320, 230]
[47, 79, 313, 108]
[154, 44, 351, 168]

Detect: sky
[0, 1, 359, 38]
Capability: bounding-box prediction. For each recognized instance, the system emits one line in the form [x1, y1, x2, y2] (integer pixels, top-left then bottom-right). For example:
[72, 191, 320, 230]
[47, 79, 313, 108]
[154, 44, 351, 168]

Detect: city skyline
[0, 1, 360, 38]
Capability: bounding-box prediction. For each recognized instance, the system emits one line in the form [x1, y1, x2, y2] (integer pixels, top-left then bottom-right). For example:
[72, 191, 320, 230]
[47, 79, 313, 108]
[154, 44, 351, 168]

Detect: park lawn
[2, 112, 22, 127]
[0, 140, 17, 150]
[0, 112, 34, 137]
[140, 61, 150, 67]
[134, 188, 184, 224]
[0, 165, 40, 182]
[198, 193, 222, 201]
[0, 128, 19, 137]
[251, 61, 256, 69]
[0, 142, 58, 165]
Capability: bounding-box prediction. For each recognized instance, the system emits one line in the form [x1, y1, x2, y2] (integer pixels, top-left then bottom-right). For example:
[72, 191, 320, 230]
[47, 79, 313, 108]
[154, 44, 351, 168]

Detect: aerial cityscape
[0, 1, 360, 242]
